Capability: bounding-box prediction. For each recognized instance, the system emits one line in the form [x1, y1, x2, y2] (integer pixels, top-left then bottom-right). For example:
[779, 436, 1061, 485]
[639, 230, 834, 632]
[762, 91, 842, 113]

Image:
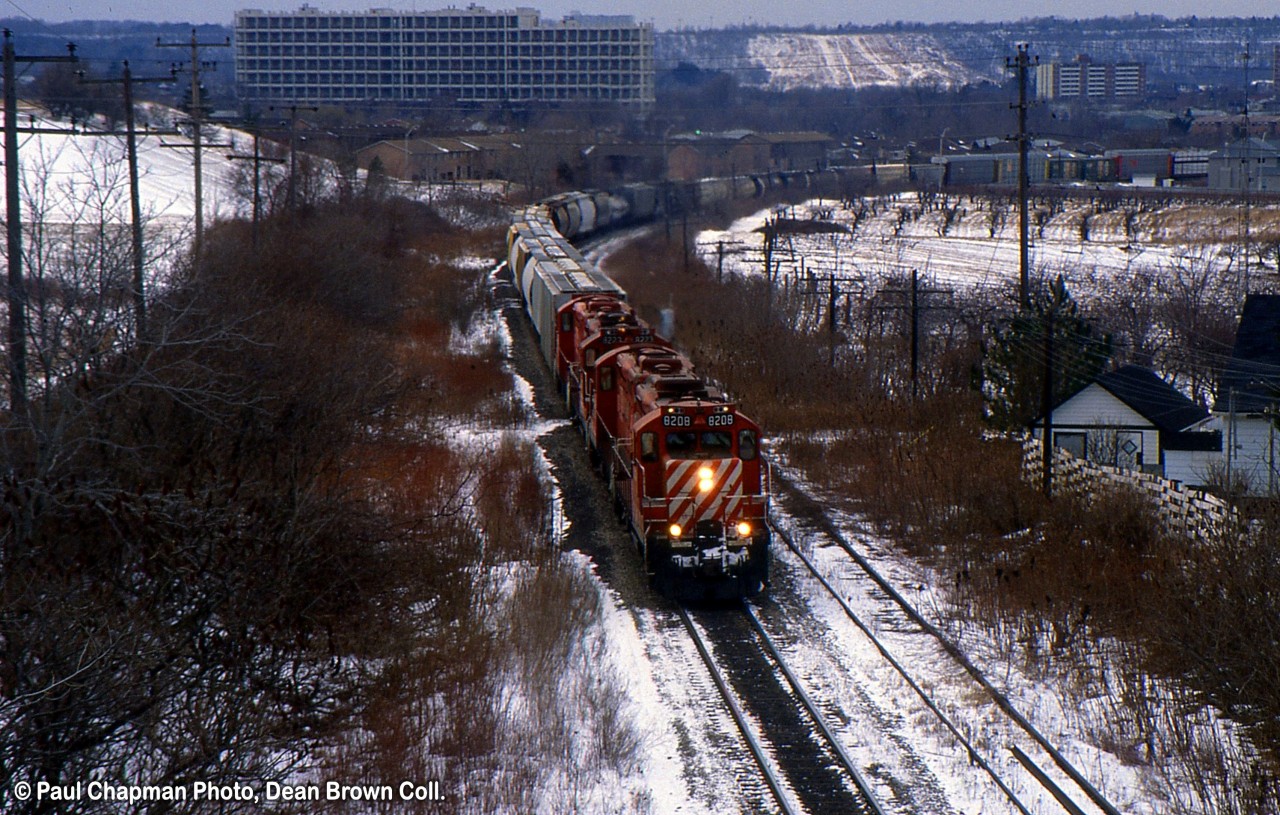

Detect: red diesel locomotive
[509, 206, 770, 599]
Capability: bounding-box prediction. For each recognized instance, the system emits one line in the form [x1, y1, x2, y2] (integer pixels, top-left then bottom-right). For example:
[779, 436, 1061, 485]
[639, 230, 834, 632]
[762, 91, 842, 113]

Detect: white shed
[1033, 365, 1219, 485]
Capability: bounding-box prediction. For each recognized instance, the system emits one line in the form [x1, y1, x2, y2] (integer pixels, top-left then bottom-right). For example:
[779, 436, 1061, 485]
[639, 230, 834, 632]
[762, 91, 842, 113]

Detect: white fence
[1022, 438, 1234, 541]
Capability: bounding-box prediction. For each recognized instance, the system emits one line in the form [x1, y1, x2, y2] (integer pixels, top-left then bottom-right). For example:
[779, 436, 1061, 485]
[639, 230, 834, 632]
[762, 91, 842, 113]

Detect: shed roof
[1091, 365, 1209, 433]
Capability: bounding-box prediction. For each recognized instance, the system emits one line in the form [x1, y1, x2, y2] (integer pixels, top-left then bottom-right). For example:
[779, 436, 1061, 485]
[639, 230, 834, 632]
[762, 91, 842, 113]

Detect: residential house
[1035, 364, 1219, 487]
[1214, 294, 1280, 495]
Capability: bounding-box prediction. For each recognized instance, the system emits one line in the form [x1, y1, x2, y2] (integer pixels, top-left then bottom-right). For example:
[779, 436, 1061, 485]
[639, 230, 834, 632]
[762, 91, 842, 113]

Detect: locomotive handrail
[638, 487, 770, 512]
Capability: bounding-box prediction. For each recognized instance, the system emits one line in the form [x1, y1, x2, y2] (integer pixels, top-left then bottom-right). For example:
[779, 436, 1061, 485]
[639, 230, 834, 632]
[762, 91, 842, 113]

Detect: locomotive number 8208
[706, 413, 736, 428]
[662, 413, 692, 428]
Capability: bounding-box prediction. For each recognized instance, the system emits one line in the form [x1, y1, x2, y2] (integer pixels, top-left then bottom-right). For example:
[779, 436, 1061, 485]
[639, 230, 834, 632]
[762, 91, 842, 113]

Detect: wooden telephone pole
[156, 29, 229, 260]
[78, 62, 178, 340]
[4, 30, 77, 414]
[226, 116, 286, 249]
[1007, 44, 1037, 311]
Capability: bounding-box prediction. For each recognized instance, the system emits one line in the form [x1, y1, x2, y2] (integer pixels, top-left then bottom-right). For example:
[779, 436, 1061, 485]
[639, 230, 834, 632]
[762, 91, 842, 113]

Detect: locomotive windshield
[665, 431, 735, 459]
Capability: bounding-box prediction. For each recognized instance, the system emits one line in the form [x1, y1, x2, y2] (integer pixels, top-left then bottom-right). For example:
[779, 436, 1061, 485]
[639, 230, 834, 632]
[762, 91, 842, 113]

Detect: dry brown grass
[601, 205, 1280, 804]
[305, 196, 642, 814]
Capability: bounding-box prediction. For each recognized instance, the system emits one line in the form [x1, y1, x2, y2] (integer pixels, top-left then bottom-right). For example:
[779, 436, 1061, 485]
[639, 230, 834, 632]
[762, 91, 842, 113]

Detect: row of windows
[238, 15, 520, 30]
[238, 44, 647, 58]
[237, 28, 645, 43]
[242, 72, 648, 88]
[237, 16, 647, 41]
[240, 31, 511, 44]
[240, 59, 649, 73]
[242, 85, 643, 100]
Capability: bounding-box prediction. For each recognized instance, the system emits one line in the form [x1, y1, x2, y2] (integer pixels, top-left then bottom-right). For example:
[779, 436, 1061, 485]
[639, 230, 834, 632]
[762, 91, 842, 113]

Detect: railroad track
[677, 603, 887, 815]
[768, 470, 1124, 815]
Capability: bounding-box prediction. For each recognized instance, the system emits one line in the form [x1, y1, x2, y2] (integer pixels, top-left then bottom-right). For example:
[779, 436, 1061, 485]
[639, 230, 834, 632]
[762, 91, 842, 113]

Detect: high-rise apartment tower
[234, 6, 655, 108]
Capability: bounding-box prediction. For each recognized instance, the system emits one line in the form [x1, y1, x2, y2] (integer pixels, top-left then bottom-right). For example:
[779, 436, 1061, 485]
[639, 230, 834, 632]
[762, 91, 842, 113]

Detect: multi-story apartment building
[1035, 55, 1146, 102]
[234, 6, 654, 108]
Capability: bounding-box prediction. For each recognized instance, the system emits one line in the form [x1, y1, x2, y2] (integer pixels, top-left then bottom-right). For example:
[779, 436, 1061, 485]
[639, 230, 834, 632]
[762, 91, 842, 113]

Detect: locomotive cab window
[560, 312, 572, 332]
[666, 432, 696, 457]
[600, 366, 614, 391]
[701, 431, 732, 456]
[640, 432, 657, 461]
[739, 430, 758, 460]
[585, 349, 596, 366]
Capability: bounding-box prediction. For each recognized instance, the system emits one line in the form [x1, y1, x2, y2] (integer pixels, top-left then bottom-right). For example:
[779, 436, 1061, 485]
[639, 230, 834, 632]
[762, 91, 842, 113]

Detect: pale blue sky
[24, 0, 1277, 29]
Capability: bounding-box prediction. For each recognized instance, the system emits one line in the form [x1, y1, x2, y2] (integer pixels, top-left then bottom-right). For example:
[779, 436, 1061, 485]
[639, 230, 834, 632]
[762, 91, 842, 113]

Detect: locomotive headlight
[668, 523, 683, 538]
[698, 478, 714, 493]
[736, 521, 752, 538]
[698, 466, 714, 480]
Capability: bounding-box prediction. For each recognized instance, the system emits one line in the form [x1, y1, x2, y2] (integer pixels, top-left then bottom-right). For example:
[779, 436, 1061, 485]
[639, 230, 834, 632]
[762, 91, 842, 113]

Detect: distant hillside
[657, 16, 1280, 91]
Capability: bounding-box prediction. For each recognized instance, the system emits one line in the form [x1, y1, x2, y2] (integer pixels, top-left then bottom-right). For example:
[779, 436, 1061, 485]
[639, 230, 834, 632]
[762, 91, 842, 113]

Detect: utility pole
[156, 28, 229, 260]
[874, 271, 953, 398]
[1008, 44, 1037, 311]
[1041, 307, 1055, 498]
[226, 117, 286, 249]
[910, 268, 920, 395]
[270, 104, 319, 211]
[682, 210, 689, 274]
[1241, 41, 1252, 293]
[78, 62, 177, 341]
[4, 30, 77, 415]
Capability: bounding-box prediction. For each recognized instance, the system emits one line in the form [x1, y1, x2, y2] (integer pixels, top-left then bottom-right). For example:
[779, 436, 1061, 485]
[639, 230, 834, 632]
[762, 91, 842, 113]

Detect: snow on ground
[762, 456, 1263, 814]
[747, 33, 995, 91]
[680, 198, 1259, 813]
[29, 99, 1249, 810]
[695, 194, 1252, 301]
[7, 103, 253, 229]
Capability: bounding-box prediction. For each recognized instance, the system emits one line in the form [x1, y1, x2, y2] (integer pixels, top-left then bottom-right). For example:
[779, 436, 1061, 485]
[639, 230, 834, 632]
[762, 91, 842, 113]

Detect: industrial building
[234, 6, 654, 108]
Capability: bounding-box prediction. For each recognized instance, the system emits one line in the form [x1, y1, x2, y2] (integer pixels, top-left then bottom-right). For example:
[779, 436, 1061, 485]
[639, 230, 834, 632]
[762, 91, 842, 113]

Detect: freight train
[538, 168, 861, 240]
[508, 179, 786, 599]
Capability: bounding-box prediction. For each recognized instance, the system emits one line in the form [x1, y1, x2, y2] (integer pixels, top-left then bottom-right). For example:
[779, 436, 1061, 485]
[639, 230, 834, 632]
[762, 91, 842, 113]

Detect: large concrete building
[234, 6, 654, 108]
[1035, 55, 1145, 103]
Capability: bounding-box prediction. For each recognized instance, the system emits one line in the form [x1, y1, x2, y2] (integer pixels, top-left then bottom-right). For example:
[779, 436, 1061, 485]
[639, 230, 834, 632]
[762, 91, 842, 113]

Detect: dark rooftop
[1215, 294, 1280, 414]
[1094, 364, 1209, 433]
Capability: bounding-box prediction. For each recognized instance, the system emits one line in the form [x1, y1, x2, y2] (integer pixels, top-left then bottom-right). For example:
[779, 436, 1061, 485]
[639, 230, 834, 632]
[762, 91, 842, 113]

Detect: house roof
[1091, 365, 1209, 433]
[1215, 293, 1280, 413]
[758, 132, 834, 144]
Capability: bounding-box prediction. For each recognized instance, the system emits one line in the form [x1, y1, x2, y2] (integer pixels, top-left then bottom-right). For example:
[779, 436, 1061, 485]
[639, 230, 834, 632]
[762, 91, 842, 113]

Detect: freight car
[508, 196, 771, 599]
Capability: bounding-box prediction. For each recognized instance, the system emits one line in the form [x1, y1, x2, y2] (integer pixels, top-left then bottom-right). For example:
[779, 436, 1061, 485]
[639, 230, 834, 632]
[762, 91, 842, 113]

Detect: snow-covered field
[694, 193, 1261, 300]
[748, 32, 994, 91]
[7, 102, 252, 229]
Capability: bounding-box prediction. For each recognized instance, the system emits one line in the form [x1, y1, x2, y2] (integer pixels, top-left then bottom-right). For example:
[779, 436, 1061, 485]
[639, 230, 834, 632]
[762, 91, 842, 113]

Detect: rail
[742, 605, 887, 815]
[770, 470, 1124, 815]
[677, 607, 802, 815]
